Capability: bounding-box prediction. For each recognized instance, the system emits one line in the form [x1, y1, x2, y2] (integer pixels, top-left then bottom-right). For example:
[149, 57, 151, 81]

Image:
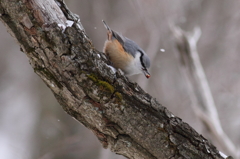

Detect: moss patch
[87, 74, 114, 94]
[98, 81, 114, 94]
[87, 74, 97, 82]
[115, 92, 123, 102]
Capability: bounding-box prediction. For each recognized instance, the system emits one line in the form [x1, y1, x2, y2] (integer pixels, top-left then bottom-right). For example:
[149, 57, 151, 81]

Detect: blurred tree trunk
[0, 0, 225, 158]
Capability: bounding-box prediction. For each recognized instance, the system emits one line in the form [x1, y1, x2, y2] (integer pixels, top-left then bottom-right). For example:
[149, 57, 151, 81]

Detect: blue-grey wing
[111, 30, 125, 46]
[112, 31, 139, 57]
[123, 38, 142, 57]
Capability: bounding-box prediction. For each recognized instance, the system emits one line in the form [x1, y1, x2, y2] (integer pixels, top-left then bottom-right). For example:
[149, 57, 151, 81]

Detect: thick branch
[0, 0, 224, 158]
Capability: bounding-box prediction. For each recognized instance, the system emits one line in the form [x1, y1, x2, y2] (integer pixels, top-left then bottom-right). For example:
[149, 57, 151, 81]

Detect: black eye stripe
[138, 50, 146, 69]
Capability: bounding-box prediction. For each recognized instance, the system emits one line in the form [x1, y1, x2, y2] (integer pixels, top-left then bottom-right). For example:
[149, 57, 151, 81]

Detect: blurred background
[0, 0, 240, 158]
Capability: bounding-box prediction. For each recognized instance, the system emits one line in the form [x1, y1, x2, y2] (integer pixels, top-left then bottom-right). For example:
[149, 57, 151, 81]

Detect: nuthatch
[102, 20, 151, 78]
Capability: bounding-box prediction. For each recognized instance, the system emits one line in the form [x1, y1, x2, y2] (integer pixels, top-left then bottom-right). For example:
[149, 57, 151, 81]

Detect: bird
[102, 20, 151, 78]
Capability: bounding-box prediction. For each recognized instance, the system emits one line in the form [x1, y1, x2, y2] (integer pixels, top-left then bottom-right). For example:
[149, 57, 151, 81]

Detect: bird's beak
[143, 69, 150, 79]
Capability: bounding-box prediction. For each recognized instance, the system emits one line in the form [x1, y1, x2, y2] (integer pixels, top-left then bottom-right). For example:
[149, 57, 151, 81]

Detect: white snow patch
[66, 20, 74, 27]
[50, 83, 55, 88]
[219, 151, 227, 158]
[57, 23, 66, 31]
[206, 148, 210, 153]
[57, 21, 73, 33]
[77, 24, 84, 30]
[107, 65, 116, 74]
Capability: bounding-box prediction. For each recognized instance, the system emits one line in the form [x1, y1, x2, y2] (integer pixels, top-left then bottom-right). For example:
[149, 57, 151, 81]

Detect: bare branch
[0, 0, 226, 158]
[171, 24, 237, 158]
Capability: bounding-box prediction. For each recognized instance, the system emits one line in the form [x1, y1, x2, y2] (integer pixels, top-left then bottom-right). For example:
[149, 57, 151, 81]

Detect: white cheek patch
[124, 51, 142, 76]
[133, 51, 143, 69]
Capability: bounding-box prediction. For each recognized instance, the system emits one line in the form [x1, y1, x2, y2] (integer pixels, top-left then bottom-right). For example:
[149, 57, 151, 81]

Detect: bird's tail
[102, 20, 111, 31]
[102, 20, 112, 40]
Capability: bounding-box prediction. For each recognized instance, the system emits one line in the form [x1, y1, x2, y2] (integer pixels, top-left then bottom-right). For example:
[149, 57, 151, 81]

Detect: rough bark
[0, 0, 225, 158]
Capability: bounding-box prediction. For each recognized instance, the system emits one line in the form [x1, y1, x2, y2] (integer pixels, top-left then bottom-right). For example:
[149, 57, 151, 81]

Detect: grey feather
[111, 30, 125, 46]
[123, 38, 150, 68]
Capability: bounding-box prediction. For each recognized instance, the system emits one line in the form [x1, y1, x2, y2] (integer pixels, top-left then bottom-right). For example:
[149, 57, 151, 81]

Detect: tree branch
[171, 24, 236, 158]
[0, 0, 225, 158]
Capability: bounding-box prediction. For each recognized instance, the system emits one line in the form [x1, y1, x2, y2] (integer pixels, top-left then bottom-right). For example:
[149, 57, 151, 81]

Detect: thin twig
[171, 24, 238, 159]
